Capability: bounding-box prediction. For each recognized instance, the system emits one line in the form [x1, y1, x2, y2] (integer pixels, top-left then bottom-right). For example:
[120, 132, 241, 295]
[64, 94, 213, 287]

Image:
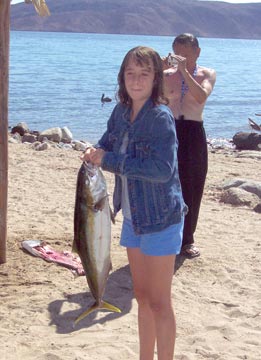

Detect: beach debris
[208, 299, 239, 308]
[232, 131, 261, 151]
[248, 118, 261, 132]
[21, 240, 85, 276]
[24, 0, 51, 17]
[73, 162, 121, 325]
[207, 137, 234, 150]
[101, 93, 112, 105]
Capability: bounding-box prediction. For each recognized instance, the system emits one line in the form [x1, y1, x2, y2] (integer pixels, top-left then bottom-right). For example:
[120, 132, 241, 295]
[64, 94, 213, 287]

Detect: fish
[73, 161, 121, 325]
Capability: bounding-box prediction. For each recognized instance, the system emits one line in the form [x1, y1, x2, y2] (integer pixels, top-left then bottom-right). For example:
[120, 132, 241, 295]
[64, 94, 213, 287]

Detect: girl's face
[124, 58, 155, 105]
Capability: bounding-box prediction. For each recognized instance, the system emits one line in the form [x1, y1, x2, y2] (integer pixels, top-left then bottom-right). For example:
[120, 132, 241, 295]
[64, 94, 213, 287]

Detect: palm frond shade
[25, 0, 50, 17]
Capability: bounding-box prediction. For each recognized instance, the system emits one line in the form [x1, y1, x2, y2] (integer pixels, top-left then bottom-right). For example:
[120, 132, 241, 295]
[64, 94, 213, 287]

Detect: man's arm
[182, 68, 216, 104]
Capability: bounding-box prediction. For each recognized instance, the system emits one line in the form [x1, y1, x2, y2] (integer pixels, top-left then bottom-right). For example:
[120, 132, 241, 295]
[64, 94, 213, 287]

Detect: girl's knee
[149, 299, 173, 315]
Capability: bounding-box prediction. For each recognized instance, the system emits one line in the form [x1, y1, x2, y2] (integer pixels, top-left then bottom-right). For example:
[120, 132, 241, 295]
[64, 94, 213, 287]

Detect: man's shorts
[120, 217, 184, 256]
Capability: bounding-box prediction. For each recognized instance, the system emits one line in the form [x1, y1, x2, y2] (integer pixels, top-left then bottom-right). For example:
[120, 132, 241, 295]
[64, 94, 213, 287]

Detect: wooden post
[0, 0, 10, 264]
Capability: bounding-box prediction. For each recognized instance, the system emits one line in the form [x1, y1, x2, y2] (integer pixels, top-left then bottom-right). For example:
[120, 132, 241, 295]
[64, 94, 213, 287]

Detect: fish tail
[74, 303, 100, 326]
[100, 301, 121, 314]
[73, 301, 121, 326]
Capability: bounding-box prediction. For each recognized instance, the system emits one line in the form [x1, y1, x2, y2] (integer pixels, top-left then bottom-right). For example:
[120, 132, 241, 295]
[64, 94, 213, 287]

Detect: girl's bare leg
[127, 248, 156, 360]
[127, 248, 176, 360]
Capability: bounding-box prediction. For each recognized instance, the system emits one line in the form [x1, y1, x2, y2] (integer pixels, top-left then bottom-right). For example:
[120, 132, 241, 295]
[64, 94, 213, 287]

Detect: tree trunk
[0, 0, 10, 264]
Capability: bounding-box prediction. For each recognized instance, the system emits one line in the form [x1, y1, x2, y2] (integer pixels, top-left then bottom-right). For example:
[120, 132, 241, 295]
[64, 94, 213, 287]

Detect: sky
[10, 0, 261, 3]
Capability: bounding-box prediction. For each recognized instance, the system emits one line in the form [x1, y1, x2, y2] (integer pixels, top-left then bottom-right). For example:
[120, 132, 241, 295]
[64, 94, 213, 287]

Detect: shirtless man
[163, 33, 216, 258]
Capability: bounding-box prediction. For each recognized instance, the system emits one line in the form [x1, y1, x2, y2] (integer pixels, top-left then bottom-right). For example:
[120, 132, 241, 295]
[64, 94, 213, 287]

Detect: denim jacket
[98, 98, 187, 235]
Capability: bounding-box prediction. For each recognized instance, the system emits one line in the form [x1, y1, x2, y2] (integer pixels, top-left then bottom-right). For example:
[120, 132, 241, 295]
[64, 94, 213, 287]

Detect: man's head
[172, 33, 200, 67]
[172, 33, 199, 49]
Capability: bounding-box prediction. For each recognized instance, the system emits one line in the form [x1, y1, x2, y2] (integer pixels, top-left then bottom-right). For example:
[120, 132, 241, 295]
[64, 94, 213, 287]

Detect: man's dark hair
[172, 33, 199, 50]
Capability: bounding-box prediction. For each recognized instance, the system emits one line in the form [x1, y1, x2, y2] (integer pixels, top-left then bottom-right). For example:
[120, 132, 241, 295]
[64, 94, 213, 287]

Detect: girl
[82, 46, 187, 360]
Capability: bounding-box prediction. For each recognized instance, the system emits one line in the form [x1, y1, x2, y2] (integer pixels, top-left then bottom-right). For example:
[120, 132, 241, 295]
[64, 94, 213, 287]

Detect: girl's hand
[80, 146, 95, 162]
[81, 147, 105, 167]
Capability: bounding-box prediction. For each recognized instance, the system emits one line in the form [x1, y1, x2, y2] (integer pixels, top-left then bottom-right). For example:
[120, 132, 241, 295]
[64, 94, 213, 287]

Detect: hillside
[10, 0, 261, 39]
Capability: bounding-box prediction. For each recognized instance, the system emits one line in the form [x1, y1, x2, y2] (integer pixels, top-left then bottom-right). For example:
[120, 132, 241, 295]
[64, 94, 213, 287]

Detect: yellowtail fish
[73, 162, 121, 326]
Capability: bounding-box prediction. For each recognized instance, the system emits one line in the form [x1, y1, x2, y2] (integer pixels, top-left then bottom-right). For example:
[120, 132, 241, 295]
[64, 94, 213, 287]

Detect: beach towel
[21, 240, 85, 276]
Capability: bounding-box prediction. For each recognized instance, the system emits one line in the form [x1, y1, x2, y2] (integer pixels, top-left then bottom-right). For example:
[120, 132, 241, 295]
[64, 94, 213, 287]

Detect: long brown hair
[117, 46, 168, 106]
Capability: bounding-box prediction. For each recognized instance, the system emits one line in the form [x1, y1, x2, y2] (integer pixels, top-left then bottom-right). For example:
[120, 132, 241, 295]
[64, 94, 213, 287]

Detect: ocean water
[9, 31, 261, 143]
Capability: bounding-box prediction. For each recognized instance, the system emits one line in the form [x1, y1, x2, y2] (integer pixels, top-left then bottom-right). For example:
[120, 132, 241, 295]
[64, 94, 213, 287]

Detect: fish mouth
[83, 161, 97, 177]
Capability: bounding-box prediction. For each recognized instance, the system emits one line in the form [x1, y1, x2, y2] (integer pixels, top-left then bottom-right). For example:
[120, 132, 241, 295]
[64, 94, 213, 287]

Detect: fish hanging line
[180, 65, 198, 103]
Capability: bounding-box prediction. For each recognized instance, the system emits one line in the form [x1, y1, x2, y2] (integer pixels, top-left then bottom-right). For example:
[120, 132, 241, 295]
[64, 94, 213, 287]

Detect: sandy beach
[0, 142, 260, 360]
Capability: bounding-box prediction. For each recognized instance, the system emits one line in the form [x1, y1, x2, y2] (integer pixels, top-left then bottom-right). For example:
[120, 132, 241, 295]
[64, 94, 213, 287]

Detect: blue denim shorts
[120, 217, 184, 256]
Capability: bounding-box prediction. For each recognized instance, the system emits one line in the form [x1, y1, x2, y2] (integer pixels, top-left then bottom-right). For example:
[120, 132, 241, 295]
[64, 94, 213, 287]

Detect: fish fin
[94, 195, 108, 211]
[101, 301, 121, 314]
[109, 206, 116, 224]
[74, 303, 100, 326]
[73, 301, 121, 326]
[71, 238, 78, 254]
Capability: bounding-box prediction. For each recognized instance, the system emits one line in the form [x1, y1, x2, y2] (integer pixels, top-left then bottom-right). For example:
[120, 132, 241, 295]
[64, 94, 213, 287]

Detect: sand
[0, 142, 260, 360]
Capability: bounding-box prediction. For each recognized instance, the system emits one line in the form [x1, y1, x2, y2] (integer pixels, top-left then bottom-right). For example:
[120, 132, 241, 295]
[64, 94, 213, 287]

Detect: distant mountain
[10, 0, 261, 39]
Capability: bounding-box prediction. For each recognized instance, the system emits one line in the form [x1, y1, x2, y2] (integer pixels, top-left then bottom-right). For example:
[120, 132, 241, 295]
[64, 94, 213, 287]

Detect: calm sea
[9, 31, 261, 143]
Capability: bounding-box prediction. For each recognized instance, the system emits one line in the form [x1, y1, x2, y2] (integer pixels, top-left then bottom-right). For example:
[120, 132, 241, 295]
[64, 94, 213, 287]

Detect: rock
[22, 134, 38, 143]
[72, 140, 92, 152]
[253, 203, 261, 213]
[8, 136, 20, 144]
[61, 126, 73, 143]
[30, 130, 40, 138]
[222, 178, 261, 198]
[30, 141, 50, 151]
[9, 133, 22, 143]
[11, 122, 29, 136]
[223, 178, 246, 189]
[61, 143, 73, 150]
[220, 187, 260, 207]
[35, 142, 50, 151]
[240, 182, 261, 198]
[39, 127, 63, 143]
[232, 131, 261, 151]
